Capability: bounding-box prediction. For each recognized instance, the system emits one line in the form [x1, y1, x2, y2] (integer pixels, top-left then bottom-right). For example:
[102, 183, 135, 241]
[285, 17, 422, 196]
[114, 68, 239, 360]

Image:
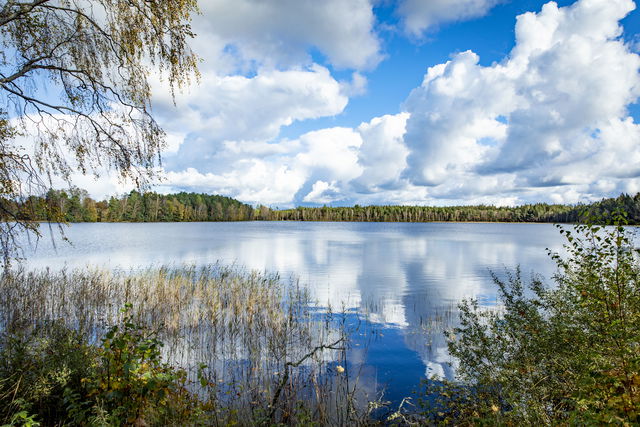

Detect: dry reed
[0, 264, 381, 425]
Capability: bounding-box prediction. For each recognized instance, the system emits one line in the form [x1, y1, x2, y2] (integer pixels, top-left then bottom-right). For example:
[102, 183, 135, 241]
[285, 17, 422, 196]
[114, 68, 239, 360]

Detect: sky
[77, 0, 640, 207]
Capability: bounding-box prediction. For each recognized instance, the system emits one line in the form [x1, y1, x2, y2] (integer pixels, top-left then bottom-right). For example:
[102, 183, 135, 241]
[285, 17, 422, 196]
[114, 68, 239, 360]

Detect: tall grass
[0, 265, 381, 425]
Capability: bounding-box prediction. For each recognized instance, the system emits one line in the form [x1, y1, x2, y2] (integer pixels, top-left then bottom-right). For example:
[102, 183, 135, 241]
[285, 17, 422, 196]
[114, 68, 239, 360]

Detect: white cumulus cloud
[352, 113, 410, 193]
[154, 65, 349, 173]
[195, 0, 382, 71]
[159, 126, 364, 206]
[397, 0, 503, 38]
[303, 181, 342, 204]
[401, 0, 640, 203]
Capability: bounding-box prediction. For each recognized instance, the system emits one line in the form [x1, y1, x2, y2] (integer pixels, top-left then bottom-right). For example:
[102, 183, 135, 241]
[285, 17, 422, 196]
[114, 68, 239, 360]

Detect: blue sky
[74, 0, 640, 207]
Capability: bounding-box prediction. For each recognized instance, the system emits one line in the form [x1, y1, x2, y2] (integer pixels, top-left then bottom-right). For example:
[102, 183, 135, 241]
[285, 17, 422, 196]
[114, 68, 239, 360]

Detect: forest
[271, 193, 640, 223]
[7, 188, 640, 224]
[10, 188, 256, 223]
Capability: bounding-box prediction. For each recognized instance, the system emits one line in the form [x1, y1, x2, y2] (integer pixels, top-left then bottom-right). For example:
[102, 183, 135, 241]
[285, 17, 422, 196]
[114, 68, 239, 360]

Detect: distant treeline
[268, 203, 575, 223]
[269, 193, 640, 224]
[11, 188, 255, 222]
[7, 188, 640, 224]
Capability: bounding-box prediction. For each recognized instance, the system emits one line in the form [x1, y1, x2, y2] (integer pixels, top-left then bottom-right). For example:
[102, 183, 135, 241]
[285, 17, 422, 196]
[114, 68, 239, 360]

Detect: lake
[20, 221, 568, 405]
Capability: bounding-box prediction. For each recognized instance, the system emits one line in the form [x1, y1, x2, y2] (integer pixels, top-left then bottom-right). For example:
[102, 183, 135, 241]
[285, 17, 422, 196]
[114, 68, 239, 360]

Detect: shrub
[69, 303, 205, 425]
[0, 320, 96, 424]
[422, 219, 640, 425]
[0, 305, 205, 426]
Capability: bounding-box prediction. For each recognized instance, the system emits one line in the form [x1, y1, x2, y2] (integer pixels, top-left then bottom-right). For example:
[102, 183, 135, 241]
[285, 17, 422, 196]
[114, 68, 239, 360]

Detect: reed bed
[0, 265, 381, 425]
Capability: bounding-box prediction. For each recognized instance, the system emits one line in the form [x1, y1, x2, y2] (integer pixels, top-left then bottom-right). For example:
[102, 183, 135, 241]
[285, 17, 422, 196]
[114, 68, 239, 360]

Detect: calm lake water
[21, 221, 568, 404]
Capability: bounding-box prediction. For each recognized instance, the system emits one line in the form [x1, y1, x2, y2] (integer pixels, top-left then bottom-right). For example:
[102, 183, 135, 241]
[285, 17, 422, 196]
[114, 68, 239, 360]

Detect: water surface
[21, 221, 567, 404]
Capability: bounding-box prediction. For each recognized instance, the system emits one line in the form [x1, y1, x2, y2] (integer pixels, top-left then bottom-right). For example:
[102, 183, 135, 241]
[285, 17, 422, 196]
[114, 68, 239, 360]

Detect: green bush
[71, 304, 206, 425]
[0, 320, 96, 424]
[422, 219, 640, 425]
[0, 305, 206, 426]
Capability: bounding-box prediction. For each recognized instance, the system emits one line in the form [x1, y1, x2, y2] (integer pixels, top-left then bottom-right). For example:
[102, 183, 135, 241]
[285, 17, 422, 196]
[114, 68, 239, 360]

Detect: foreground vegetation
[1, 213, 639, 425]
[0, 266, 379, 426]
[417, 215, 640, 425]
[9, 188, 640, 225]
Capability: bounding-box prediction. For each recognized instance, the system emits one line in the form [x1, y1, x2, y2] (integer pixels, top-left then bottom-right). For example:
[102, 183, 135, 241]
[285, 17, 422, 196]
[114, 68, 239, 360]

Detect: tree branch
[0, 0, 49, 27]
[268, 337, 345, 422]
